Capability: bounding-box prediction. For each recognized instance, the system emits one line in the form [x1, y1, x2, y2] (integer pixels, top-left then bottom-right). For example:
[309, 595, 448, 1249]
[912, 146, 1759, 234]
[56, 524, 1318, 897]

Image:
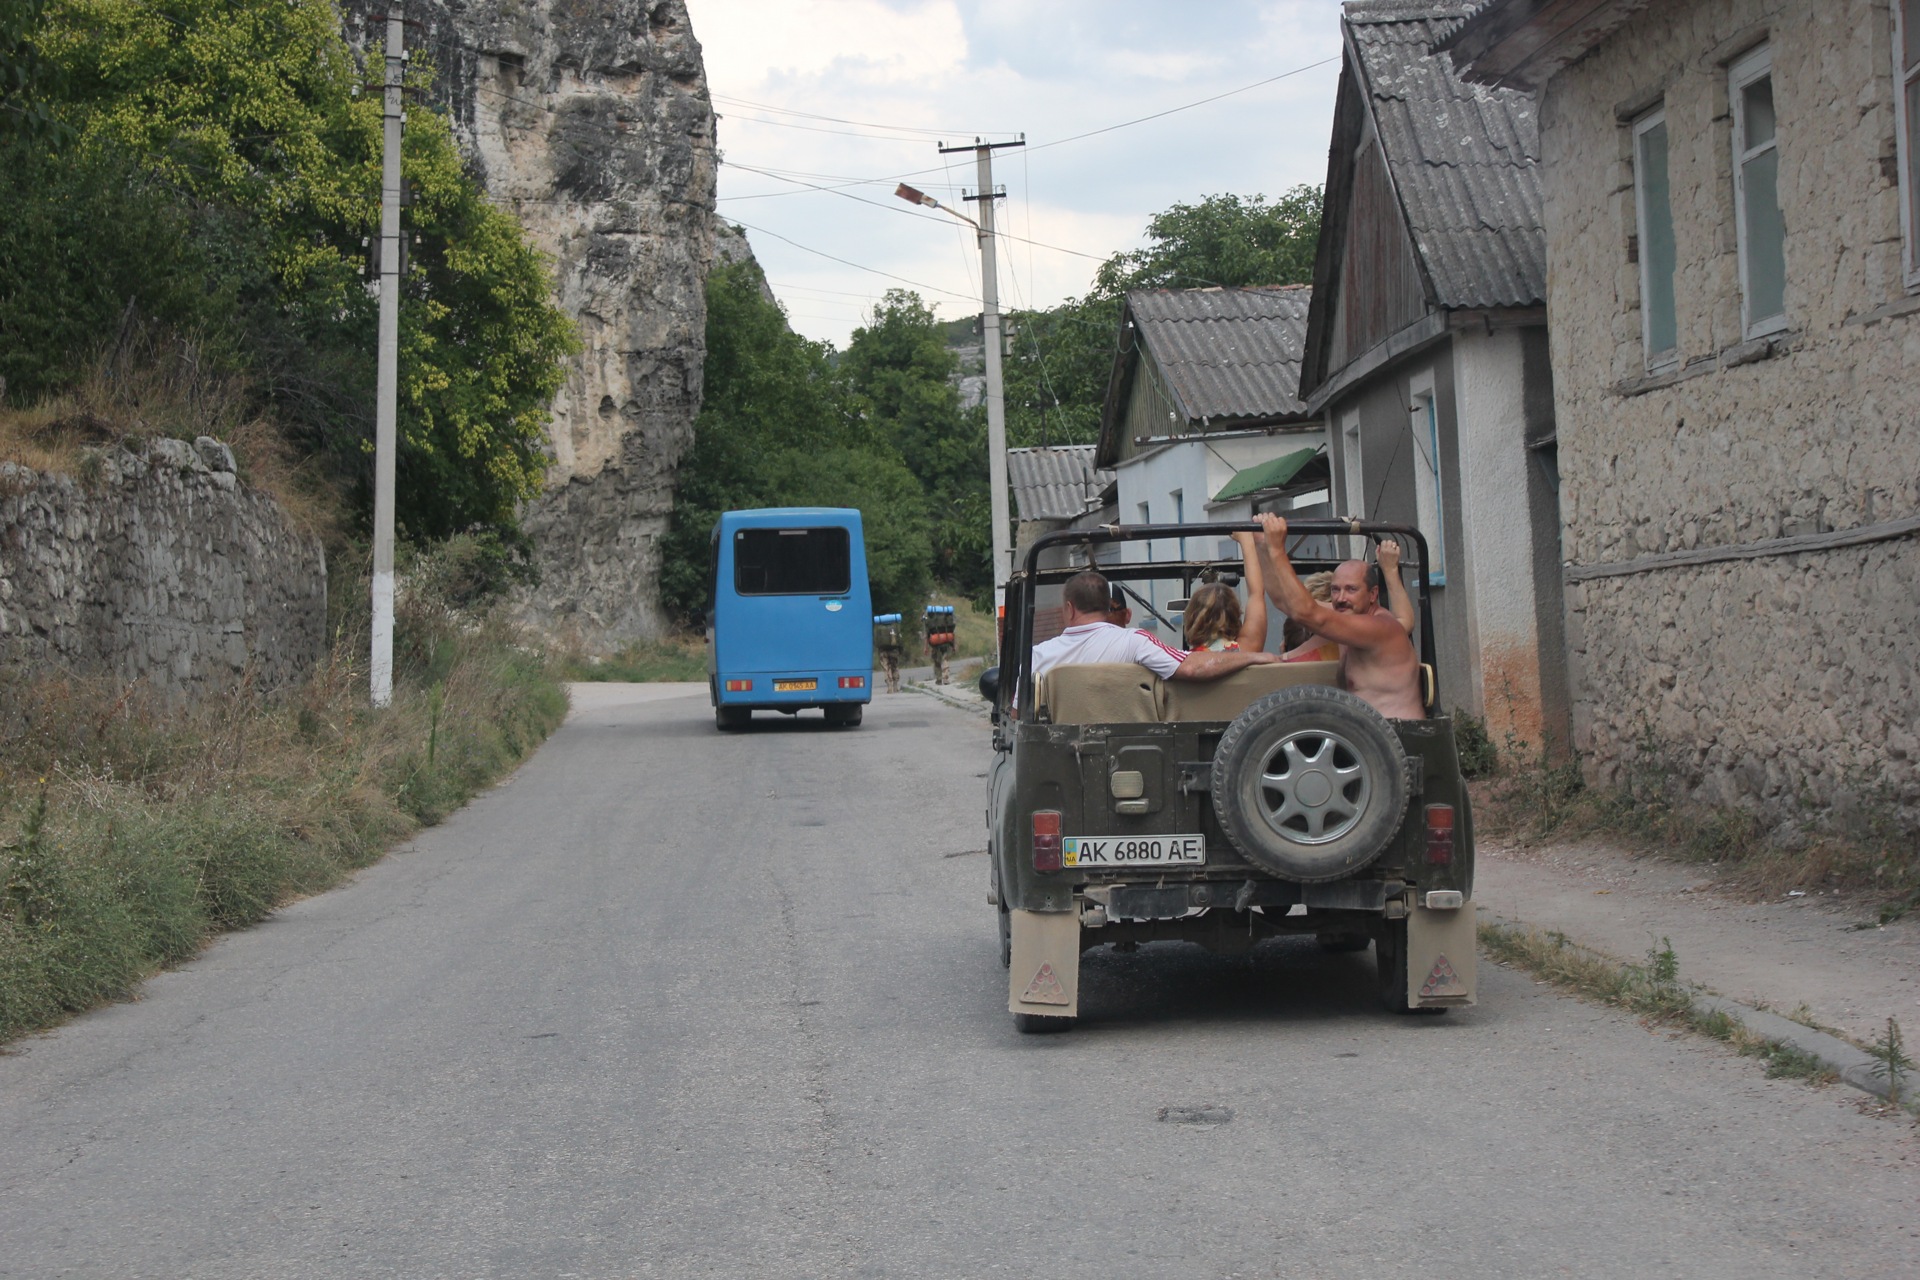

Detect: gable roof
[1006, 445, 1111, 523]
[1439, 0, 1651, 91]
[1348, 0, 1546, 309]
[1300, 1, 1546, 399]
[1095, 285, 1315, 466]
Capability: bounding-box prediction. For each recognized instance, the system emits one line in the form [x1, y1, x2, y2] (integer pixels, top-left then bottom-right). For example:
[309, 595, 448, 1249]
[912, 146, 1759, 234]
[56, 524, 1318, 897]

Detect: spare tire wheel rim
[1258, 729, 1371, 845]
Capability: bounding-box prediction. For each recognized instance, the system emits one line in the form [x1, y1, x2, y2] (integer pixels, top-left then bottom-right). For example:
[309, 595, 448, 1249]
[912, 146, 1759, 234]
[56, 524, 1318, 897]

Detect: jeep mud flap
[1404, 897, 1477, 1009]
[1008, 910, 1080, 1018]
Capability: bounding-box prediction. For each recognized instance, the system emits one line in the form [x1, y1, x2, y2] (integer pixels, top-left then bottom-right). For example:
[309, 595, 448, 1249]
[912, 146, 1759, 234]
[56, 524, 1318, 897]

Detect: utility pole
[370, 6, 404, 708]
[940, 136, 1023, 646]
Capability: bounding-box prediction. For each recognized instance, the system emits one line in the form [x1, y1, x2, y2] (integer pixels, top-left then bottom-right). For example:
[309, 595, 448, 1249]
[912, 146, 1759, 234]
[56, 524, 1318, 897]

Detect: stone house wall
[0, 440, 327, 698]
[1534, 0, 1920, 814]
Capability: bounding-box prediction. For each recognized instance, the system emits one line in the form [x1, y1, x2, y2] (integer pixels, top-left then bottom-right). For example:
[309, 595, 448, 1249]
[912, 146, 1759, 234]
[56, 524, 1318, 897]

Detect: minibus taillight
[1032, 810, 1063, 872]
[1425, 804, 1455, 866]
[725, 679, 753, 693]
[838, 676, 865, 689]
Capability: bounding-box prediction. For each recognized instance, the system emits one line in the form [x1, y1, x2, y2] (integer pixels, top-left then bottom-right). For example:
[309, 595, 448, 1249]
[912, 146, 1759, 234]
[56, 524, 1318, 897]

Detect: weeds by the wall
[1482, 724, 1920, 918]
[1452, 711, 1498, 779]
[0, 588, 567, 1043]
[1480, 922, 1840, 1088]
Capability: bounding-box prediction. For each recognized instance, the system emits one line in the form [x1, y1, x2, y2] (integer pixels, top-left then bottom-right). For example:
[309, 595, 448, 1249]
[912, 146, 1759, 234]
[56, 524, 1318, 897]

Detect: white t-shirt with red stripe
[1031, 622, 1188, 682]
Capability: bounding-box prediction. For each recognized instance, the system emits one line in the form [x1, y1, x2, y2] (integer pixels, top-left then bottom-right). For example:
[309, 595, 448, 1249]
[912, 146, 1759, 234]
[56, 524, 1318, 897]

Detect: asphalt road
[2, 684, 1917, 1279]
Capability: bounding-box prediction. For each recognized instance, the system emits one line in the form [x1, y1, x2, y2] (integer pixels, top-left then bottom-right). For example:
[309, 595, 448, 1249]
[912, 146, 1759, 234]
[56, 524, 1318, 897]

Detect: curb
[906, 679, 990, 718]
[1480, 912, 1916, 1112]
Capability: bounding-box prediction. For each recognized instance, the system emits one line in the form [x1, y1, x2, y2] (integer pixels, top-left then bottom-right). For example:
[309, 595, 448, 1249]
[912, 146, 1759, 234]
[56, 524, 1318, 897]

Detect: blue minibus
[708, 508, 874, 730]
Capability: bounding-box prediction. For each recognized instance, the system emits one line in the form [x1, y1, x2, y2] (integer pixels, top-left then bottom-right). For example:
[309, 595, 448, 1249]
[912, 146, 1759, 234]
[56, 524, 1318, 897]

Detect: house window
[1893, 0, 1920, 285]
[1340, 410, 1365, 517]
[1408, 378, 1447, 587]
[1633, 108, 1679, 368]
[1730, 44, 1787, 337]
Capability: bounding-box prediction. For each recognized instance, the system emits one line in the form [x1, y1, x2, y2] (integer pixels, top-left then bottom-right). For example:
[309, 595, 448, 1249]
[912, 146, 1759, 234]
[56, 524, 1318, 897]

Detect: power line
[710, 92, 989, 139]
[1025, 55, 1339, 153]
[726, 218, 980, 304]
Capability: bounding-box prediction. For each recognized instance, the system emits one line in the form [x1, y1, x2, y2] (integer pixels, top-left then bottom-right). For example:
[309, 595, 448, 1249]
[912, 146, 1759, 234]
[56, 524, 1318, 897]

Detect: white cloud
[695, 0, 1345, 347]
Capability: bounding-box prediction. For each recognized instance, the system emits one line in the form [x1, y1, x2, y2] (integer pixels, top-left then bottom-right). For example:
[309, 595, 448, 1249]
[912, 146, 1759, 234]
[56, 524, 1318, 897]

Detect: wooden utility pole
[370, 6, 405, 707]
[940, 136, 1024, 638]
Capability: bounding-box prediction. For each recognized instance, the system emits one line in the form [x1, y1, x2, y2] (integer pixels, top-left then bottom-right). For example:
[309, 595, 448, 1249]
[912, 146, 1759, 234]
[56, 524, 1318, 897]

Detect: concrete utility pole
[370, 6, 405, 708]
[939, 137, 1024, 642]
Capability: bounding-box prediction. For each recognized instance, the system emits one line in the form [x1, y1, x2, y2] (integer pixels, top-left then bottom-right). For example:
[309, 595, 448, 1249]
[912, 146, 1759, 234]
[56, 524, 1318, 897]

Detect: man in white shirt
[1032, 571, 1281, 683]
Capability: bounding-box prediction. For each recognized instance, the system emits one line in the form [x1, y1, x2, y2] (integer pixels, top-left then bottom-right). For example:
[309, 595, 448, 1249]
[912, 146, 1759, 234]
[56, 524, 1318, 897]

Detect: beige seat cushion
[1160, 661, 1341, 722]
[1036, 663, 1164, 724]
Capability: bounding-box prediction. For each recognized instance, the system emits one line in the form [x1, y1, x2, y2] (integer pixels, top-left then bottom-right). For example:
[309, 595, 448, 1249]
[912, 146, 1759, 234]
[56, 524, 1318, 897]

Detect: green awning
[1211, 446, 1323, 503]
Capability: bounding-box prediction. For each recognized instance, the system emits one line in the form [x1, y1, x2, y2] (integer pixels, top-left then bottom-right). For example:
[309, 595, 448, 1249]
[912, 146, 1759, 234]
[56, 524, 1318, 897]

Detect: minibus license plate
[773, 679, 817, 692]
[1063, 835, 1204, 868]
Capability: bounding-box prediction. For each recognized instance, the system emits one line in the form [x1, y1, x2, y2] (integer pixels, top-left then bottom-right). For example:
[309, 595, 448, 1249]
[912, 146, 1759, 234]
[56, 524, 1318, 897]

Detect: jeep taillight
[724, 679, 752, 692]
[837, 676, 865, 689]
[1425, 804, 1455, 866]
[1032, 810, 1063, 872]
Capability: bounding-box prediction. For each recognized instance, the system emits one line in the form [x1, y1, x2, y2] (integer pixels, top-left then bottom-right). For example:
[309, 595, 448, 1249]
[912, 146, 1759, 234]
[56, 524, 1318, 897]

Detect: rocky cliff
[348, 0, 717, 641]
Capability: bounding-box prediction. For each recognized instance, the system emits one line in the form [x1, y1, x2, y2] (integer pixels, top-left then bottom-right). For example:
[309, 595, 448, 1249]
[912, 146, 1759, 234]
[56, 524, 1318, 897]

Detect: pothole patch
[1157, 1104, 1234, 1126]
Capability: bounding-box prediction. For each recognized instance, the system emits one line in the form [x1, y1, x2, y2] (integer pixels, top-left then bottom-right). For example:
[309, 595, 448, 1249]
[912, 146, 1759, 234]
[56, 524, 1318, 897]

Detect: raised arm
[1258, 514, 1403, 649]
[1377, 539, 1417, 636]
[1231, 530, 1269, 652]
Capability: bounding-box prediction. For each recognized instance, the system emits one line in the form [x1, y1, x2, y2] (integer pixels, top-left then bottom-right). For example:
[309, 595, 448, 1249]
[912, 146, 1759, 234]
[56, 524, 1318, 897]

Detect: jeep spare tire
[1211, 685, 1409, 882]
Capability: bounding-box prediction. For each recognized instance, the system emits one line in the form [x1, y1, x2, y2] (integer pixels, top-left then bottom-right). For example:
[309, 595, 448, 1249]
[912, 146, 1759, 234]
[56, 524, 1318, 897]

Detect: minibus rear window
[734, 527, 851, 596]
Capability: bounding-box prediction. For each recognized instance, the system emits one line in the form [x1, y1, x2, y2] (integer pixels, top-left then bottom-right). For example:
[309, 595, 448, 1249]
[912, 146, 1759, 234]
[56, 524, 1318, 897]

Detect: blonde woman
[1181, 532, 1269, 653]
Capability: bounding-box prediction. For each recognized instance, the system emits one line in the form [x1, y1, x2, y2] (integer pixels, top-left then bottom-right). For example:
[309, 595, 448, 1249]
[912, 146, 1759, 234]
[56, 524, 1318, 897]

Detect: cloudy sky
[692, 0, 1346, 347]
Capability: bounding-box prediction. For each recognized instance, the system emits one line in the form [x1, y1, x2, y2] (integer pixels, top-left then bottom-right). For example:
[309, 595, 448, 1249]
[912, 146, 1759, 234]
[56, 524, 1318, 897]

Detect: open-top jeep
[980, 520, 1476, 1032]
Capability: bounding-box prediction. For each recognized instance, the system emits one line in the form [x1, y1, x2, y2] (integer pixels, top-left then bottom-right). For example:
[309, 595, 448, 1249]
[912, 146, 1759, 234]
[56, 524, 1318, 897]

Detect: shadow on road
[1066, 936, 1458, 1033]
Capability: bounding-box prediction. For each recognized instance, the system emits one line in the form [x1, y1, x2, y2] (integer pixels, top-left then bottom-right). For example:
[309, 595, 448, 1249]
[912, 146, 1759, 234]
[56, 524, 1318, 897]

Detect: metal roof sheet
[1211, 446, 1326, 503]
[1006, 445, 1111, 522]
[1346, 1, 1546, 308]
[1127, 286, 1315, 423]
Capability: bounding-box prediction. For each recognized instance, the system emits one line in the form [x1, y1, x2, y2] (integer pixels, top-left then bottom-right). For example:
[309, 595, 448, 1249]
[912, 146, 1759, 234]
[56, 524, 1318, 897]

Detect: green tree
[1093, 187, 1322, 294]
[842, 290, 989, 599]
[4, 0, 575, 540]
[661, 260, 932, 622]
[1000, 187, 1323, 453]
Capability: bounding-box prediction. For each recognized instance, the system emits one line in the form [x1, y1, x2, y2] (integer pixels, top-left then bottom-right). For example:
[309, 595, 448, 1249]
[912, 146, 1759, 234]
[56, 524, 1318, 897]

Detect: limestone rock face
[351, 0, 717, 640]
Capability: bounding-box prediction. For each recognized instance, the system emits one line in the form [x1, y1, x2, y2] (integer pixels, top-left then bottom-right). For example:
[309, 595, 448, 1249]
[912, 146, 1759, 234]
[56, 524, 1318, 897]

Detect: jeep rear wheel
[1211, 686, 1409, 882]
[715, 705, 750, 731]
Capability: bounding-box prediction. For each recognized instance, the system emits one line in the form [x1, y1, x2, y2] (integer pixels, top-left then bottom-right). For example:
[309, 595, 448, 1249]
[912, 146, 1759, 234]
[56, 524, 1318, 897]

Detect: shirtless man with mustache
[1258, 513, 1425, 721]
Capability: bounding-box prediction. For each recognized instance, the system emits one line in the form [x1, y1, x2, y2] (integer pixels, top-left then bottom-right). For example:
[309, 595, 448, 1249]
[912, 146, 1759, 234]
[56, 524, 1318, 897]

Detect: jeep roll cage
[1006, 519, 1437, 720]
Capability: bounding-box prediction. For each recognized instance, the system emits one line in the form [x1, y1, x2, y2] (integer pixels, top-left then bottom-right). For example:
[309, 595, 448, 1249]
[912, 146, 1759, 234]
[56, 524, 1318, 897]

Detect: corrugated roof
[1346, 0, 1545, 308]
[1007, 445, 1111, 522]
[1128, 286, 1315, 423]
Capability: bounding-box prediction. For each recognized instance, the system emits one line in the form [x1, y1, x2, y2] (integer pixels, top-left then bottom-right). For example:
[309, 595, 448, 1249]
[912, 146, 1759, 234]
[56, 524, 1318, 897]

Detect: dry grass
[0, 332, 342, 542]
[0, 597, 568, 1042]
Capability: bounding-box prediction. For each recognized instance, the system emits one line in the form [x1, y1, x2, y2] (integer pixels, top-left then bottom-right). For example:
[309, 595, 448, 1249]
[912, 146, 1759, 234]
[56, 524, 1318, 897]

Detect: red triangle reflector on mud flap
[1419, 954, 1468, 1000]
[1022, 962, 1070, 1006]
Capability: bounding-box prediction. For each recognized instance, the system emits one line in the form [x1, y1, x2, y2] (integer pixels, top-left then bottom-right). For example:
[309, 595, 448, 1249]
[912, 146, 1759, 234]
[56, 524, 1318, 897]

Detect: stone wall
[348, 0, 717, 641]
[1535, 0, 1920, 814]
[0, 441, 327, 697]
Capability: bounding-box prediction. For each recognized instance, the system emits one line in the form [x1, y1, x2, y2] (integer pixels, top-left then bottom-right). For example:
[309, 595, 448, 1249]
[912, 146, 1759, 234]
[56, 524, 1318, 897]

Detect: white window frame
[1407, 372, 1447, 587]
[1730, 43, 1788, 339]
[1339, 409, 1365, 518]
[1893, 1, 1920, 288]
[1632, 106, 1680, 371]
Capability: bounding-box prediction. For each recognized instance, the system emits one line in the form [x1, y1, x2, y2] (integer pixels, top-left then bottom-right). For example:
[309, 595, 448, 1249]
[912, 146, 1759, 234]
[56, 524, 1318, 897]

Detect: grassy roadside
[0, 599, 568, 1044]
[560, 634, 708, 683]
[1479, 921, 1841, 1087]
